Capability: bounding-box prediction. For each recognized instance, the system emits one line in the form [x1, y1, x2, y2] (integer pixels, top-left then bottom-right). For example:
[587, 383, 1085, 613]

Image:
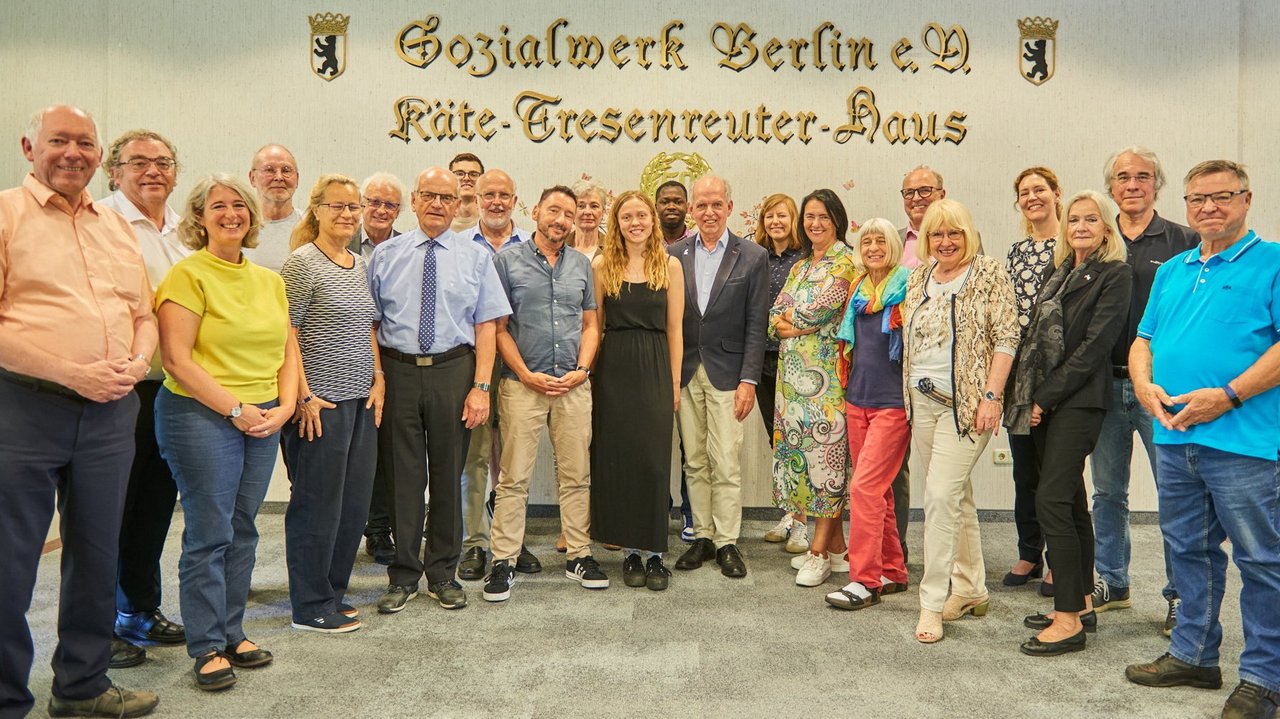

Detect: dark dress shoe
[1024, 610, 1096, 633]
[1002, 562, 1044, 587]
[716, 544, 747, 578]
[108, 637, 146, 669]
[645, 556, 670, 591]
[365, 532, 395, 566]
[47, 684, 160, 717]
[1222, 680, 1280, 719]
[622, 553, 647, 587]
[515, 545, 542, 574]
[1020, 628, 1086, 656]
[457, 546, 487, 581]
[1038, 577, 1055, 597]
[194, 651, 237, 691]
[675, 538, 715, 570]
[115, 609, 185, 645]
[1125, 652, 1223, 689]
[224, 640, 273, 668]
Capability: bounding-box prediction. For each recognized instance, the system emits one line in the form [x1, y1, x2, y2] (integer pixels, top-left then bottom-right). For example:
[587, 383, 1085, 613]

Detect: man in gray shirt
[483, 185, 603, 602]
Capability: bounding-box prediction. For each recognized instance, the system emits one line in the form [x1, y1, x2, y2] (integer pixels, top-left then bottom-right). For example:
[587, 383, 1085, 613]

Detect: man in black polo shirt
[1088, 146, 1197, 634]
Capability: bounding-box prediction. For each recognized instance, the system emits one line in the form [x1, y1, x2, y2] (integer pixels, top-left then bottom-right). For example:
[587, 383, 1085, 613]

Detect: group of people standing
[2, 104, 1278, 719]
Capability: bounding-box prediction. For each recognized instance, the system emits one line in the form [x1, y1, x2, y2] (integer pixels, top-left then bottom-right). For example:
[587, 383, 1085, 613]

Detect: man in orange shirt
[0, 105, 160, 718]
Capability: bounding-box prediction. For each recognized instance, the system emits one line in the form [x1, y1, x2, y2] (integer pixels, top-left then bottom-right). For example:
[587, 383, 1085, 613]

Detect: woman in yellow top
[154, 174, 296, 692]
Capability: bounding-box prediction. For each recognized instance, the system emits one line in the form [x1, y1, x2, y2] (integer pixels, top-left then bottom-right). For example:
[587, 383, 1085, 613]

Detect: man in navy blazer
[668, 175, 769, 578]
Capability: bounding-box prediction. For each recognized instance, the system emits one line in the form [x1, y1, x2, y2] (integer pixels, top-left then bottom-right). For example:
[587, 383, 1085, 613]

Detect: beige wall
[7, 1, 1278, 513]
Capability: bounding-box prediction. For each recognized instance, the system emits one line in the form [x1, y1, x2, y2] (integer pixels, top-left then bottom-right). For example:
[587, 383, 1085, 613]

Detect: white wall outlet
[991, 448, 1013, 465]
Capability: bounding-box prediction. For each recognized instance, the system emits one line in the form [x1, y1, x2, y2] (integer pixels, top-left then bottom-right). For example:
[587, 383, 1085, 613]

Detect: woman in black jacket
[1006, 189, 1133, 656]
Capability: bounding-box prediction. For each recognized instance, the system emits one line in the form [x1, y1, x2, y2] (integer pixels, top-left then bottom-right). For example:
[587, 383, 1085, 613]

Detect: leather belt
[1112, 366, 1130, 379]
[380, 344, 472, 367]
[0, 366, 85, 401]
[915, 378, 954, 408]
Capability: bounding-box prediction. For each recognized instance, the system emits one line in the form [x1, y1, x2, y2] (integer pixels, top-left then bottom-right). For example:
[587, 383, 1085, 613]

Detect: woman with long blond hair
[280, 174, 384, 633]
[589, 190, 685, 591]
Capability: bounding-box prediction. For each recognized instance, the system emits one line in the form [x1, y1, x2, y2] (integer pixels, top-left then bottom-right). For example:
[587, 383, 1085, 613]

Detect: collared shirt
[461, 222, 530, 256]
[901, 225, 922, 269]
[493, 237, 596, 379]
[693, 228, 730, 314]
[242, 207, 302, 273]
[1137, 231, 1280, 460]
[765, 244, 803, 354]
[1111, 211, 1198, 367]
[0, 174, 152, 368]
[354, 227, 400, 264]
[368, 227, 510, 355]
[97, 190, 190, 380]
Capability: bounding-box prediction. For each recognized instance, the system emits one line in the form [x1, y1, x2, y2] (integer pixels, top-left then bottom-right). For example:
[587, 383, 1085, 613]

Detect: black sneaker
[645, 555, 671, 591]
[622, 553, 646, 587]
[291, 612, 362, 634]
[1091, 580, 1131, 612]
[483, 560, 515, 602]
[1125, 652, 1223, 689]
[365, 532, 395, 566]
[376, 584, 418, 614]
[426, 580, 468, 609]
[566, 555, 610, 589]
[515, 544, 543, 574]
[1163, 596, 1180, 637]
[1222, 680, 1280, 719]
[108, 637, 145, 669]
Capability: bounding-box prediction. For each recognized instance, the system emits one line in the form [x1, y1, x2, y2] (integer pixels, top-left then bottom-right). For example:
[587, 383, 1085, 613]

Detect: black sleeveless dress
[590, 281, 673, 552]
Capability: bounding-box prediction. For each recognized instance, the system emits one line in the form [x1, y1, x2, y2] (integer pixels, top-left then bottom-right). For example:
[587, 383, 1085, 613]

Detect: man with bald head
[899, 165, 945, 269]
[367, 167, 510, 614]
[669, 174, 769, 578]
[244, 143, 303, 272]
[0, 105, 159, 717]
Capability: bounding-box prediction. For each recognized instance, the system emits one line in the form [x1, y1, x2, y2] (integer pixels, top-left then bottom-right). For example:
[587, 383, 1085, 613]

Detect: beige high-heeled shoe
[916, 609, 943, 643]
[942, 594, 991, 621]
[555, 532, 567, 553]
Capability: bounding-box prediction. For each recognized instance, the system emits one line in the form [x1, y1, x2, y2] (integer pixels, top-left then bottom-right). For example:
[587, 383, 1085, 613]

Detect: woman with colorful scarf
[824, 219, 913, 611]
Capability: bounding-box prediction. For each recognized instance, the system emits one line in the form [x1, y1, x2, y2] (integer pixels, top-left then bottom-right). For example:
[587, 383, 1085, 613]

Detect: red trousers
[845, 404, 911, 590]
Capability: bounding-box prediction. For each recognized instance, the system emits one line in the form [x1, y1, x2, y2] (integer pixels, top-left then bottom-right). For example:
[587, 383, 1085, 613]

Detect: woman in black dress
[590, 190, 685, 591]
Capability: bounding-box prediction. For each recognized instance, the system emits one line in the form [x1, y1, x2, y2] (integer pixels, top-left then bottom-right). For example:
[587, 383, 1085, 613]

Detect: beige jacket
[902, 255, 1019, 438]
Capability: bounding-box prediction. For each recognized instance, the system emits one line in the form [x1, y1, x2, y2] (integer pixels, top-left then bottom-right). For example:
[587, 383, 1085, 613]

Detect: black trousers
[1008, 432, 1046, 564]
[0, 379, 138, 714]
[757, 355, 779, 443]
[381, 350, 473, 587]
[116, 380, 178, 615]
[363, 435, 394, 537]
[1032, 407, 1105, 613]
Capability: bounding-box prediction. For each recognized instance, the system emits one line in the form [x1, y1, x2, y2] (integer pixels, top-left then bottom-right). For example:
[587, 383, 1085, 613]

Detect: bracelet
[373, 370, 385, 376]
[131, 353, 147, 363]
[1222, 384, 1243, 409]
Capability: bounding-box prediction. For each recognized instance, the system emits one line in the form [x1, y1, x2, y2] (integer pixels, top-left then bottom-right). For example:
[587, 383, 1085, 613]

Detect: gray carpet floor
[26, 514, 1243, 719]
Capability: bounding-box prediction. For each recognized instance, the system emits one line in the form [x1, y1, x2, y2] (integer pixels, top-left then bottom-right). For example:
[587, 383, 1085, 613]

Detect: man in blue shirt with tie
[367, 166, 510, 614]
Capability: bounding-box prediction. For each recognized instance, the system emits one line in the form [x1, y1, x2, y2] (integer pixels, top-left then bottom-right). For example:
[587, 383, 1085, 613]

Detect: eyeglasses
[255, 165, 296, 177]
[1114, 172, 1155, 185]
[927, 229, 965, 241]
[802, 214, 832, 225]
[118, 157, 175, 172]
[416, 191, 457, 205]
[363, 199, 401, 212]
[480, 191, 513, 202]
[901, 187, 937, 200]
[1184, 190, 1247, 209]
[452, 170, 482, 180]
[320, 202, 361, 214]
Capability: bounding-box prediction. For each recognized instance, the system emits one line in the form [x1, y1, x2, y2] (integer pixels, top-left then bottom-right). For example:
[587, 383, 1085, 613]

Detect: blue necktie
[418, 238, 437, 353]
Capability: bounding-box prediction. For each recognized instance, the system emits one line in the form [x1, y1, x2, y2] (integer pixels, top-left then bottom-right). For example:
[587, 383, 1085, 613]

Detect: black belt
[0, 366, 85, 401]
[380, 344, 472, 367]
[1112, 366, 1130, 379]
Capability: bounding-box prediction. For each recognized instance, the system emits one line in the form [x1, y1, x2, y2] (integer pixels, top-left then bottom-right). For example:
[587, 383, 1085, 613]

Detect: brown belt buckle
[414, 355, 436, 367]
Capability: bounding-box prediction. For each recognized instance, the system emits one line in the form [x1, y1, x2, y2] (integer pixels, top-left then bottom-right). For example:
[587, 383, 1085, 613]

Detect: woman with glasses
[1002, 167, 1064, 592]
[1008, 190, 1131, 656]
[770, 189, 857, 587]
[901, 199, 1019, 643]
[280, 174, 384, 634]
[154, 175, 296, 690]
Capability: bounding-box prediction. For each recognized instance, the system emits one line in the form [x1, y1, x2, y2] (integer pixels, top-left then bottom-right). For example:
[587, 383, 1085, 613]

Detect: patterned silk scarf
[1006, 255, 1089, 435]
[835, 264, 909, 386]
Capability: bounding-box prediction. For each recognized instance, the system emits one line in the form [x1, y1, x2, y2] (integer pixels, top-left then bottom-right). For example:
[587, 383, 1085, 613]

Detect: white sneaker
[791, 552, 808, 570]
[829, 551, 850, 573]
[785, 521, 810, 553]
[763, 515, 792, 543]
[795, 552, 831, 586]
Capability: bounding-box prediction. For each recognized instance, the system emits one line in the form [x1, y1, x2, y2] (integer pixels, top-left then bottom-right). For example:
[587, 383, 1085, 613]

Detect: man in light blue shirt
[367, 166, 510, 615]
[1125, 160, 1280, 718]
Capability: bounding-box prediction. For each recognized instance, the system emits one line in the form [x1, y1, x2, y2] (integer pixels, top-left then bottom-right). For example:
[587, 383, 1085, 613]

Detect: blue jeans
[155, 388, 280, 658]
[1157, 444, 1280, 692]
[1089, 377, 1175, 599]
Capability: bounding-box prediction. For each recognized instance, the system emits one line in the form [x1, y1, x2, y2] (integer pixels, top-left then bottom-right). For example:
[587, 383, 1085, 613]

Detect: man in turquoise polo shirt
[1123, 160, 1280, 719]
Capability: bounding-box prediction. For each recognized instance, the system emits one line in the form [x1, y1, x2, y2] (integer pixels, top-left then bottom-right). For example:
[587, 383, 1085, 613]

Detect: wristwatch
[472, 382, 490, 392]
[227, 403, 243, 421]
[982, 390, 1001, 402]
[1222, 384, 1243, 409]
[576, 365, 592, 377]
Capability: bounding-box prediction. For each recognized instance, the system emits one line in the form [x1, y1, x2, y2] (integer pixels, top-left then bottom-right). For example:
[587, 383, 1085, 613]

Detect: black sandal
[225, 640, 273, 668]
[194, 650, 237, 692]
[825, 587, 881, 611]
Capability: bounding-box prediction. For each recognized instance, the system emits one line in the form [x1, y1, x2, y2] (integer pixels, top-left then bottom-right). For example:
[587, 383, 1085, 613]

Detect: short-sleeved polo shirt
[1137, 231, 1280, 459]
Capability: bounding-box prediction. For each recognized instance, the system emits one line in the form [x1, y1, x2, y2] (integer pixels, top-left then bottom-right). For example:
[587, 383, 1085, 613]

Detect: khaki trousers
[677, 364, 744, 547]
[491, 378, 593, 561]
[909, 389, 991, 612]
